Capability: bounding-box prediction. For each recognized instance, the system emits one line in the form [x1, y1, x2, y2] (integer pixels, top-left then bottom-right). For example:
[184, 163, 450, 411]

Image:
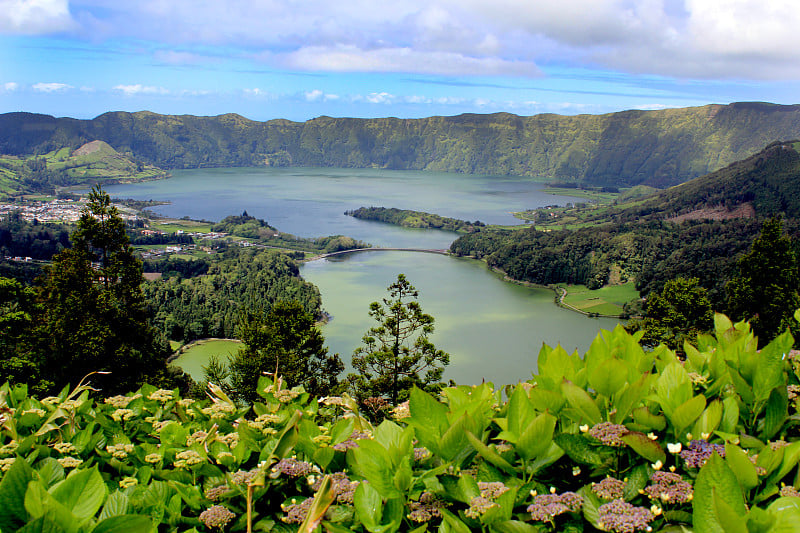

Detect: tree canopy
[348, 274, 449, 406]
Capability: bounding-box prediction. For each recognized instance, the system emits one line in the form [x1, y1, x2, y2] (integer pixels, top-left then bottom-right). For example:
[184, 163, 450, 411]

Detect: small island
[345, 206, 485, 233]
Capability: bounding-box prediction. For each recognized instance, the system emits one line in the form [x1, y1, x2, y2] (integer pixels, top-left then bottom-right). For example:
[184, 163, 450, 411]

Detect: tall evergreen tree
[348, 274, 449, 405]
[35, 185, 186, 394]
[725, 217, 800, 345]
[227, 300, 343, 404]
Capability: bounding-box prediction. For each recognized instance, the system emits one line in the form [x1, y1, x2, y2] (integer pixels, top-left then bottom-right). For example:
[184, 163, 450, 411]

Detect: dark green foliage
[0, 213, 71, 260]
[143, 247, 322, 342]
[5, 103, 800, 188]
[32, 186, 188, 394]
[210, 212, 277, 239]
[348, 274, 449, 405]
[345, 207, 484, 233]
[625, 277, 714, 350]
[226, 300, 343, 404]
[725, 218, 800, 345]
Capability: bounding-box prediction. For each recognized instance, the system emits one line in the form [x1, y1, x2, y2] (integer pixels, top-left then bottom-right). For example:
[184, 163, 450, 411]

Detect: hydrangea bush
[2, 312, 800, 532]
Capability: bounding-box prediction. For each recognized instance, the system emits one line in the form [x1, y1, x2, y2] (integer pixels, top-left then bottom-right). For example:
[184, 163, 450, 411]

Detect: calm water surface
[106, 167, 619, 386]
[106, 167, 586, 248]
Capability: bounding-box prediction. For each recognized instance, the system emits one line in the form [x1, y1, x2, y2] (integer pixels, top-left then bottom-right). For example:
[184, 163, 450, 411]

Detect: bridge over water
[305, 247, 450, 261]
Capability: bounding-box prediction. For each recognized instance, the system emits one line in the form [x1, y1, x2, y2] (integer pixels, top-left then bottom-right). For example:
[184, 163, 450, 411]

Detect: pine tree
[35, 185, 187, 394]
[348, 274, 449, 405]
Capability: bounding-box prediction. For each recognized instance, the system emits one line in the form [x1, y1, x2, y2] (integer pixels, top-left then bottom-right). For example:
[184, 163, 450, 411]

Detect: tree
[348, 274, 449, 405]
[625, 277, 714, 350]
[227, 300, 343, 404]
[725, 218, 800, 346]
[34, 185, 188, 394]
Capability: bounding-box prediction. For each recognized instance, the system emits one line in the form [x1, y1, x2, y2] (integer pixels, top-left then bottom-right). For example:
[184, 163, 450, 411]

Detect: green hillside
[0, 139, 167, 195]
[450, 141, 800, 308]
[4, 102, 800, 187]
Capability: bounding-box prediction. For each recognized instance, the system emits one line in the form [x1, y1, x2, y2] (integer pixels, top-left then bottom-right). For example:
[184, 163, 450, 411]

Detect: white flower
[647, 432, 658, 440]
[651, 460, 663, 470]
[579, 424, 589, 432]
[667, 442, 682, 454]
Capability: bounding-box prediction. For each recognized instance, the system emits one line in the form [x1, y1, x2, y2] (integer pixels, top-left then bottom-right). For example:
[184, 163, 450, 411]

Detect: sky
[2, 0, 800, 122]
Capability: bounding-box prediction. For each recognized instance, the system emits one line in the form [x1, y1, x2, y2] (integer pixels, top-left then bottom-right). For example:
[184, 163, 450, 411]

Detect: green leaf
[719, 396, 740, 434]
[767, 497, 800, 533]
[90, 515, 152, 533]
[623, 464, 650, 501]
[527, 387, 565, 414]
[553, 433, 608, 467]
[465, 431, 515, 474]
[762, 387, 788, 441]
[98, 491, 129, 520]
[611, 373, 651, 424]
[50, 467, 107, 522]
[621, 432, 665, 464]
[670, 394, 706, 434]
[17, 515, 67, 533]
[506, 385, 533, 439]
[0, 453, 36, 532]
[656, 363, 693, 417]
[490, 521, 541, 533]
[348, 439, 399, 499]
[24, 482, 78, 533]
[692, 399, 723, 440]
[588, 358, 629, 398]
[517, 412, 556, 461]
[159, 422, 189, 448]
[299, 475, 336, 533]
[745, 506, 776, 533]
[35, 458, 65, 489]
[631, 406, 667, 431]
[713, 491, 748, 533]
[439, 509, 472, 533]
[754, 331, 792, 402]
[354, 482, 383, 532]
[693, 453, 746, 533]
[724, 444, 759, 491]
[560, 380, 601, 425]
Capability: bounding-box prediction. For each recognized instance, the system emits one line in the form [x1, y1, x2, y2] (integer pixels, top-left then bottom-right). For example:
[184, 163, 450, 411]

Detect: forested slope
[4, 102, 800, 187]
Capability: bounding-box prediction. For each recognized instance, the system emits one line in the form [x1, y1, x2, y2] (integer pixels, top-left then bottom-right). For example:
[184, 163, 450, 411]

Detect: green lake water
[105, 167, 621, 387]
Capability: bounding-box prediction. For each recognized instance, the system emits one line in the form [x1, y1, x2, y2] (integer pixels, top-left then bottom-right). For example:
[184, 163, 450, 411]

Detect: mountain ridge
[3, 102, 800, 188]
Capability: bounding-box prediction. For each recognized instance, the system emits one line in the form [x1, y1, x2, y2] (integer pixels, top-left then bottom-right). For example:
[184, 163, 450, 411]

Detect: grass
[151, 220, 213, 234]
[558, 282, 639, 316]
[169, 338, 243, 380]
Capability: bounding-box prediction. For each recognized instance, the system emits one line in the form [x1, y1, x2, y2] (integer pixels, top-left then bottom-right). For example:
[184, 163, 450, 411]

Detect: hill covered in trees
[4, 102, 800, 188]
[450, 141, 800, 310]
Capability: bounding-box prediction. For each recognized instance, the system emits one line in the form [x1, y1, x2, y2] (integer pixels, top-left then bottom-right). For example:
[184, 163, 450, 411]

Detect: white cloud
[304, 89, 339, 102]
[18, 0, 800, 80]
[3, 82, 18, 91]
[32, 82, 72, 92]
[113, 84, 169, 96]
[284, 45, 541, 77]
[0, 0, 73, 34]
[243, 88, 275, 98]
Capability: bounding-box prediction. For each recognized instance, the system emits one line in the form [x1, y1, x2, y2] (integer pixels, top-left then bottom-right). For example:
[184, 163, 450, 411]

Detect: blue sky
[2, 0, 800, 122]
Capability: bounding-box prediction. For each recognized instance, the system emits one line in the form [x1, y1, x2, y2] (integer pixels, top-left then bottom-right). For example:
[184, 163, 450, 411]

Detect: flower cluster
[147, 389, 174, 402]
[408, 492, 448, 522]
[205, 484, 232, 501]
[592, 477, 626, 500]
[57, 457, 82, 468]
[230, 469, 258, 486]
[199, 505, 236, 529]
[310, 472, 359, 504]
[187, 430, 209, 446]
[589, 422, 628, 447]
[106, 443, 134, 459]
[413, 447, 431, 461]
[464, 481, 510, 519]
[119, 476, 138, 488]
[0, 457, 16, 472]
[174, 449, 204, 468]
[200, 402, 236, 418]
[597, 499, 655, 533]
[527, 491, 583, 522]
[780, 485, 800, 498]
[643, 471, 693, 504]
[392, 400, 411, 419]
[272, 457, 315, 477]
[273, 388, 301, 403]
[104, 394, 140, 408]
[332, 430, 372, 452]
[111, 408, 136, 421]
[282, 497, 314, 524]
[0, 441, 19, 455]
[679, 440, 725, 468]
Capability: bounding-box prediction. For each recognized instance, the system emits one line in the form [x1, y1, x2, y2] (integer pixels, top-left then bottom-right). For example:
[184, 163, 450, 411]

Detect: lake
[106, 167, 620, 387]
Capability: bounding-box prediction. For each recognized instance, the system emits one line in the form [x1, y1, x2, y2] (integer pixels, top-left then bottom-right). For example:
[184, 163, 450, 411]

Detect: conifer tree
[35, 185, 186, 394]
[348, 274, 449, 405]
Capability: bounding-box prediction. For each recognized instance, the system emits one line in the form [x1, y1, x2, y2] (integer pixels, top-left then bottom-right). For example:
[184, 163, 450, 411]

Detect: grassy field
[150, 220, 213, 233]
[558, 282, 639, 316]
[169, 338, 243, 381]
